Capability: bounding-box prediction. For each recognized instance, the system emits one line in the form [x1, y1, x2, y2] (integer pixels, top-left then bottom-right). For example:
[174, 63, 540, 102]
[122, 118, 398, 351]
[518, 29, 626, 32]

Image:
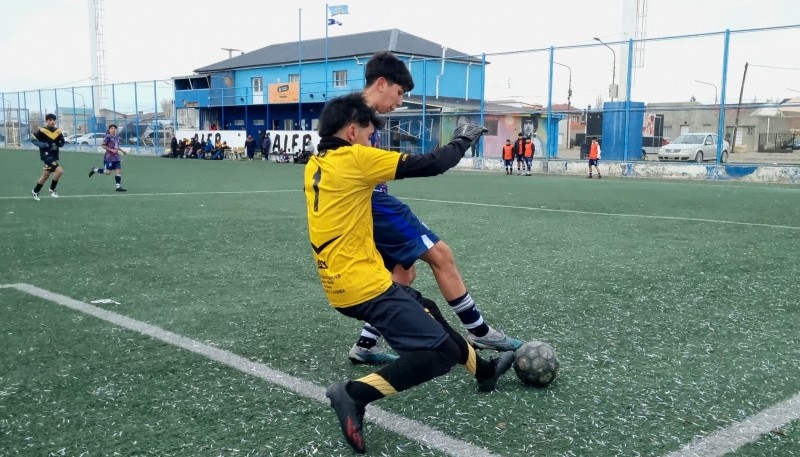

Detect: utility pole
[731, 62, 748, 153]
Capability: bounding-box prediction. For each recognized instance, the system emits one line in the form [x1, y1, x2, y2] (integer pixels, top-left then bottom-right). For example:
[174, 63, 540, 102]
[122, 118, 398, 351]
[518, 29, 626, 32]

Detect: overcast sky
[1, 0, 798, 108]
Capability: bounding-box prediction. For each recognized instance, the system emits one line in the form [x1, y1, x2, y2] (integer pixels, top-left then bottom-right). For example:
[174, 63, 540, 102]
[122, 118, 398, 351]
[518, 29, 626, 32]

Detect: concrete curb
[457, 158, 800, 184]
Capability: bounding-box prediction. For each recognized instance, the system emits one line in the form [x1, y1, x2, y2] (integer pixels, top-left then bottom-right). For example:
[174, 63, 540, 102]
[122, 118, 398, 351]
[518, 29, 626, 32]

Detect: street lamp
[553, 61, 573, 149]
[593, 37, 616, 100]
[694, 80, 718, 104]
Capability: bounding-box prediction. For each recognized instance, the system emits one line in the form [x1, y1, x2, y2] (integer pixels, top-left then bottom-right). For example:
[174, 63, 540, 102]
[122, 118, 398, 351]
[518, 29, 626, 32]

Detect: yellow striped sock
[356, 373, 397, 397]
[463, 345, 477, 376]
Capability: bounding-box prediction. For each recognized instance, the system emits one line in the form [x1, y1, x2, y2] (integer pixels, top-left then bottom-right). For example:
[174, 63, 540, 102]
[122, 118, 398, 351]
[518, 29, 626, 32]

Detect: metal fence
[2, 24, 799, 163]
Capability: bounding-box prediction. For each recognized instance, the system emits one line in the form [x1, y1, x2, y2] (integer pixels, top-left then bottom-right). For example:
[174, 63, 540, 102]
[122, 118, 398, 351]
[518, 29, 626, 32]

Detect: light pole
[788, 88, 800, 93]
[553, 61, 572, 149]
[694, 80, 718, 104]
[593, 37, 616, 101]
[221, 48, 243, 59]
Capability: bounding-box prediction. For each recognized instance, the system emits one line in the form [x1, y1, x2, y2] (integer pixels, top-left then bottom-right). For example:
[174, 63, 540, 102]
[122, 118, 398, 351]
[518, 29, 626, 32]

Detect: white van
[143, 130, 173, 147]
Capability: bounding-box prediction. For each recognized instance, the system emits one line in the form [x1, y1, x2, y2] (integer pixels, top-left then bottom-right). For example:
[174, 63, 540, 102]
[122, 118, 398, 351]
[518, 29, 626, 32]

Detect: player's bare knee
[423, 241, 456, 269]
[392, 264, 416, 286]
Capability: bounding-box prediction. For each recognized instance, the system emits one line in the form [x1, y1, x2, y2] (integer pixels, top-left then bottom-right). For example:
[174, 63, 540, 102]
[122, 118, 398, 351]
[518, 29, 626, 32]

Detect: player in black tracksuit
[30, 113, 65, 200]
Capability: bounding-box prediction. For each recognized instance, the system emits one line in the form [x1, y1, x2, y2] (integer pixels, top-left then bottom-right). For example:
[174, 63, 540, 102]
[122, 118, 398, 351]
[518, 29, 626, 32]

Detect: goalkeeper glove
[453, 124, 489, 147]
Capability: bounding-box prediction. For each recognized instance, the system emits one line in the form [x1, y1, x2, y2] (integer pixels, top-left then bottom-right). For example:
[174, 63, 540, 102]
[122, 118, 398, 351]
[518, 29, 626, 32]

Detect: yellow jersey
[304, 141, 404, 307]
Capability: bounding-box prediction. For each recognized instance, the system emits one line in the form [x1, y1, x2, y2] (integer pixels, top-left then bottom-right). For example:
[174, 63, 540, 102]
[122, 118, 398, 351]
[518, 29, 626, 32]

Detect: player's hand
[453, 124, 489, 146]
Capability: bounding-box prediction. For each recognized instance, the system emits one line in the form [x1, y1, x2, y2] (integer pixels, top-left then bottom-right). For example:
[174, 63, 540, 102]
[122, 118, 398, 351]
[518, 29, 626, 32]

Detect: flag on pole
[327, 18, 342, 26]
[328, 4, 348, 16]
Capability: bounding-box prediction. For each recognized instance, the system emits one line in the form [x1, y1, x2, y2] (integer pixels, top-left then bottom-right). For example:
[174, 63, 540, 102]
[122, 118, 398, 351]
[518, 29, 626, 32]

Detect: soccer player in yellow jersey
[305, 93, 514, 454]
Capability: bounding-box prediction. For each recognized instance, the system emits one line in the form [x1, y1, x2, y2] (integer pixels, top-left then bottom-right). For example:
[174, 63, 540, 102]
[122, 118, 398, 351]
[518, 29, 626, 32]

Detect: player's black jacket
[31, 126, 65, 161]
[316, 136, 470, 179]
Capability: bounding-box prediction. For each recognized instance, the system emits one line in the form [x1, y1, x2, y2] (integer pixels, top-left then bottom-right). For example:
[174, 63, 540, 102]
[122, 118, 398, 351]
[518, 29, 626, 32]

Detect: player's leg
[419, 241, 521, 351]
[49, 164, 63, 197]
[329, 285, 460, 453]
[32, 167, 51, 200]
[596, 161, 601, 178]
[402, 286, 515, 391]
[348, 264, 415, 364]
[114, 166, 126, 191]
[329, 285, 513, 453]
[587, 159, 593, 178]
[373, 192, 522, 351]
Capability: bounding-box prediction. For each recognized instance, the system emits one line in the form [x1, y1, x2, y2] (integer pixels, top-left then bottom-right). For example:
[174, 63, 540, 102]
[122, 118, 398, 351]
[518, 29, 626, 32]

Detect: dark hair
[318, 93, 384, 137]
[45, 113, 57, 121]
[107, 124, 118, 133]
[365, 51, 415, 92]
[591, 137, 598, 141]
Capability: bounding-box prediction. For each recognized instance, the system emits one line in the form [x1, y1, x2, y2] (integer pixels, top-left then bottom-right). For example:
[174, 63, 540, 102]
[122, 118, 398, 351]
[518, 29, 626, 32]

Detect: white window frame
[333, 70, 347, 87]
[252, 77, 263, 94]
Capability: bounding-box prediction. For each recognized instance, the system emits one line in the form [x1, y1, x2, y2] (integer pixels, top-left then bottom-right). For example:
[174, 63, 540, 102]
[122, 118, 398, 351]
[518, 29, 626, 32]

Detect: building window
[283, 119, 294, 131]
[252, 77, 263, 93]
[289, 74, 300, 83]
[333, 70, 347, 87]
[253, 119, 265, 126]
[234, 120, 244, 126]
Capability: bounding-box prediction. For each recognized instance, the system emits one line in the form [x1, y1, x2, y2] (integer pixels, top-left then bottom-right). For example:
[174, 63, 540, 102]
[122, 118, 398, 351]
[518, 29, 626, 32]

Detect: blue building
[173, 29, 484, 151]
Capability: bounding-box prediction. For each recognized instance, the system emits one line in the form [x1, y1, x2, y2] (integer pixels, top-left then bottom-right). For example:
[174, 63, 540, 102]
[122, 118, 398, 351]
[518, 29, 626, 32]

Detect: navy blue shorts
[337, 284, 449, 353]
[503, 159, 514, 167]
[42, 158, 60, 172]
[372, 191, 440, 270]
[104, 160, 122, 171]
[589, 158, 599, 166]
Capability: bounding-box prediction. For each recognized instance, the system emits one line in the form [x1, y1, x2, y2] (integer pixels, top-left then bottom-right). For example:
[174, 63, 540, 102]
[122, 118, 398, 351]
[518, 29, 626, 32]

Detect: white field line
[0, 283, 501, 457]
[399, 197, 800, 231]
[662, 392, 800, 457]
[0, 190, 800, 230]
[2, 189, 797, 230]
[0, 189, 302, 200]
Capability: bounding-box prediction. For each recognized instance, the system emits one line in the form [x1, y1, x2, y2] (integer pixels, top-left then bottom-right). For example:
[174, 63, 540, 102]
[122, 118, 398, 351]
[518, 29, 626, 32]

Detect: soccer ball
[513, 341, 559, 387]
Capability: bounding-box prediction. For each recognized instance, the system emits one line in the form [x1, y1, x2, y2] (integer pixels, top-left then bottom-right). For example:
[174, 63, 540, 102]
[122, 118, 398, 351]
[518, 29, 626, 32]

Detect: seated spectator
[201, 137, 214, 159]
[211, 141, 228, 160]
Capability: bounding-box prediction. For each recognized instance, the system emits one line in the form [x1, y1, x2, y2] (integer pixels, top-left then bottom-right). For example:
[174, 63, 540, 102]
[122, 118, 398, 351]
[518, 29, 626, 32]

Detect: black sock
[50, 180, 58, 190]
[33, 183, 43, 193]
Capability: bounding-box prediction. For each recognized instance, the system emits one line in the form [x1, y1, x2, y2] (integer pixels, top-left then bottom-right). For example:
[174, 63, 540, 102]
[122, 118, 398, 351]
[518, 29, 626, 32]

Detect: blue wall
[602, 101, 644, 161]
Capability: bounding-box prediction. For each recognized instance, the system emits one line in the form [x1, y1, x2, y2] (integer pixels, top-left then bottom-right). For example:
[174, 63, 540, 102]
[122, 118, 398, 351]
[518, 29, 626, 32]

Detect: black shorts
[336, 284, 449, 354]
[515, 154, 524, 162]
[42, 158, 60, 172]
[589, 158, 599, 166]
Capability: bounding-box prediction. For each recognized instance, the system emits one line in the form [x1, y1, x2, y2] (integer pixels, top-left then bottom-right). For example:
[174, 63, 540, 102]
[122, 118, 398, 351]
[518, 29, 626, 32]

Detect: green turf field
[1, 149, 799, 456]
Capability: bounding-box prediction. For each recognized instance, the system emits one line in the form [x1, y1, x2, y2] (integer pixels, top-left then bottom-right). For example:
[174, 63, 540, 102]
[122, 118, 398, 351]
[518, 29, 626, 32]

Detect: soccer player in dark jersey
[30, 113, 65, 201]
[347, 51, 522, 365]
[307, 93, 513, 454]
[88, 124, 127, 192]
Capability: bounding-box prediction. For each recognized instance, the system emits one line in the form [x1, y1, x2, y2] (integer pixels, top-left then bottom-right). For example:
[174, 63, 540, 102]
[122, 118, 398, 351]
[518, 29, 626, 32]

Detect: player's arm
[54, 131, 65, 148]
[394, 124, 487, 179]
[30, 130, 48, 149]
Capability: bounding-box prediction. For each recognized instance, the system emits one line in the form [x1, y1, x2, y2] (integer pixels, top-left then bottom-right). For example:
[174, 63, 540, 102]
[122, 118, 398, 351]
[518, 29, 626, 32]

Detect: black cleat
[115, 187, 127, 192]
[325, 381, 366, 454]
[89, 168, 95, 177]
[477, 351, 515, 392]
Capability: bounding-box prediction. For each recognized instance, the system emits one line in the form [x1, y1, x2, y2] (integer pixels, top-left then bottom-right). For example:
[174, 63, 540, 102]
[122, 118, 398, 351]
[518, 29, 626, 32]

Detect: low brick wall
[456, 158, 800, 184]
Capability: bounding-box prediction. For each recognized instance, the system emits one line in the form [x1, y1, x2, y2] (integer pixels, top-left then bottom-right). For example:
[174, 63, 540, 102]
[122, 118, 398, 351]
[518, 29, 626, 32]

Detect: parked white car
[658, 133, 729, 163]
[74, 132, 107, 145]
